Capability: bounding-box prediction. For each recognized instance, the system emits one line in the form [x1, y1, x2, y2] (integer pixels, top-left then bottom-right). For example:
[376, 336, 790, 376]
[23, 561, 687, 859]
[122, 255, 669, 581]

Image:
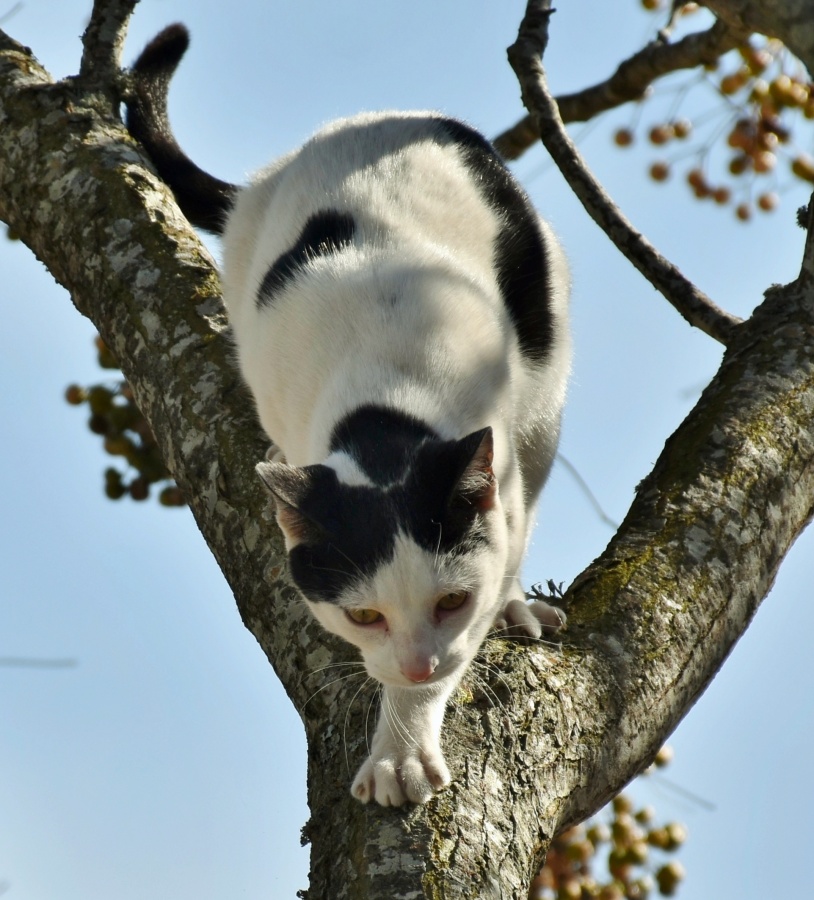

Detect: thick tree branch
[494, 16, 745, 161]
[2, 17, 814, 900]
[507, 0, 743, 346]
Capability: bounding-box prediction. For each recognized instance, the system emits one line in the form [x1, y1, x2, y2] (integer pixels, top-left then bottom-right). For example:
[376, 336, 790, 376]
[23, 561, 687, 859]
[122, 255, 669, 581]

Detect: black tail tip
[132, 23, 190, 75]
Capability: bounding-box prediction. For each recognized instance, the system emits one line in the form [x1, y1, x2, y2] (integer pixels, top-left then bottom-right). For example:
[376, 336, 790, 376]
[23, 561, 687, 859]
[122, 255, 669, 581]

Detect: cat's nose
[402, 659, 438, 683]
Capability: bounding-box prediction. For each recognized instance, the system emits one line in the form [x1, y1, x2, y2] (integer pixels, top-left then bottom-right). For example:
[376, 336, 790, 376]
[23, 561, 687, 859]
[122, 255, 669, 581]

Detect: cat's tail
[125, 24, 238, 234]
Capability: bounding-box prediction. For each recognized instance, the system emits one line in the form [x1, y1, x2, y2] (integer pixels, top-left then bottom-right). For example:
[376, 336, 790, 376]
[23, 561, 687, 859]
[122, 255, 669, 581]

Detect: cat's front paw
[495, 597, 566, 641]
[351, 740, 451, 806]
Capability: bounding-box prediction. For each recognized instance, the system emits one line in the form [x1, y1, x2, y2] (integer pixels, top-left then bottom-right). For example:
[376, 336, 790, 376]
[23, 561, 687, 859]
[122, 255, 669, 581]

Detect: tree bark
[2, 14, 814, 900]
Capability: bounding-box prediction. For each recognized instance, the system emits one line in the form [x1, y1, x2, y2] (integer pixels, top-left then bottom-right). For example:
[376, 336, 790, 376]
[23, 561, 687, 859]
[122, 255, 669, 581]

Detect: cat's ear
[255, 461, 326, 550]
[449, 426, 496, 512]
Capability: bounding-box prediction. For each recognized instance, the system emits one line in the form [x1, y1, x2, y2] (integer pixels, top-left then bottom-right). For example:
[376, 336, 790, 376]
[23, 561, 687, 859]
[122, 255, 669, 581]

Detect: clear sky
[1, 1, 812, 897]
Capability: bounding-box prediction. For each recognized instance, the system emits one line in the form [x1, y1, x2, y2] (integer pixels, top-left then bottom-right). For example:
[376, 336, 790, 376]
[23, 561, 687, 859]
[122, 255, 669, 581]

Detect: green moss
[567, 545, 654, 628]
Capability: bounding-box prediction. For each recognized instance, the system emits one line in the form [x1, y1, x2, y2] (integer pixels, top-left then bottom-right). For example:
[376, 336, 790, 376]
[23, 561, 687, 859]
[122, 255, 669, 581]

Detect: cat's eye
[436, 591, 469, 612]
[346, 608, 384, 625]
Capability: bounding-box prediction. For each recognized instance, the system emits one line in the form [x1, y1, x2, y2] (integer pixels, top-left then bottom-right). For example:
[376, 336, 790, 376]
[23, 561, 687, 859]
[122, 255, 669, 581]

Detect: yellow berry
[64, 384, 86, 405]
[720, 71, 747, 95]
[634, 805, 656, 825]
[757, 192, 779, 211]
[753, 150, 776, 173]
[687, 168, 705, 189]
[656, 861, 685, 896]
[648, 125, 673, 145]
[614, 127, 635, 147]
[654, 746, 673, 767]
[557, 878, 581, 900]
[665, 822, 688, 849]
[729, 155, 750, 176]
[612, 793, 634, 814]
[672, 119, 692, 139]
[792, 154, 814, 182]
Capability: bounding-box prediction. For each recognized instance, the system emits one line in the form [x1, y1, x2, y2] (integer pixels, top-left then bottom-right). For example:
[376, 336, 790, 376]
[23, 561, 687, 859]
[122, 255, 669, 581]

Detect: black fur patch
[329, 405, 438, 486]
[286, 432, 491, 603]
[436, 117, 554, 364]
[257, 210, 356, 307]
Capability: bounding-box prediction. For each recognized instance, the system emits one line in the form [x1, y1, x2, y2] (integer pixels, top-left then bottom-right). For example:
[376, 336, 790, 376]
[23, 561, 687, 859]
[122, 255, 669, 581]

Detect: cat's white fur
[219, 112, 571, 805]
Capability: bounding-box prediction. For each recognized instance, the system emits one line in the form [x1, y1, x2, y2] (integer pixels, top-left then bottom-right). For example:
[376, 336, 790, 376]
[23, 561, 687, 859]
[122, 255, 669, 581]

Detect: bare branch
[507, 0, 743, 346]
[495, 17, 745, 160]
[0, 3, 23, 27]
[78, 0, 139, 91]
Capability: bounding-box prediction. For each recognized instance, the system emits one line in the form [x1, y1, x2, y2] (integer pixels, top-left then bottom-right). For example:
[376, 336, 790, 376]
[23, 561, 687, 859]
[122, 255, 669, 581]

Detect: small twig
[647, 771, 717, 812]
[78, 0, 139, 89]
[507, 0, 742, 346]
[494, 17, 744, 160]
[0, 656, 78, 668]
[799, 190, 814, 282]
[0, 3, 23, 27]
[556, 452, 619, 530]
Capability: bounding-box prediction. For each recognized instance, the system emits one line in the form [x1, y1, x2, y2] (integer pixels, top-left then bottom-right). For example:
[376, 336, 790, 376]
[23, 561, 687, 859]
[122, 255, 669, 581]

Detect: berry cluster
[530, 747, 687, 900]
[65, 336, 185, 507]
[614, 3, 814, 220]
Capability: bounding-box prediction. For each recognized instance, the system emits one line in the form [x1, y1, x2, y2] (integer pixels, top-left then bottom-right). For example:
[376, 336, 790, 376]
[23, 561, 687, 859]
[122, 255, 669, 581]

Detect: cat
[126, 24, 571, 806]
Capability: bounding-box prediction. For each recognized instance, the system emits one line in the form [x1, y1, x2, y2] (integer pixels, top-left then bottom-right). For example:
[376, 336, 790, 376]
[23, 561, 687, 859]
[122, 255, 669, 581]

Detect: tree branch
[78, 0, 139, 94]
[495, 16, 745, 160]
[507, 0, 743, 346]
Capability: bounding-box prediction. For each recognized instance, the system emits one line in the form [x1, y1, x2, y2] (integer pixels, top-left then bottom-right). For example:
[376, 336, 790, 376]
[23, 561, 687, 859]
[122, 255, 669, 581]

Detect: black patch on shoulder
[329, 405, 438, 486]
[257, 210, 355, 307]
[436, 117, 554, 364]
[285, 433, 491, 604]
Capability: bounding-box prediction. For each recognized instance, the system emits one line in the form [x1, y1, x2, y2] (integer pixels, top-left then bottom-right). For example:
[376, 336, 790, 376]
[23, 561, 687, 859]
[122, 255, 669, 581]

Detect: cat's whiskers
[299, 665, 368, 715]
[431, 521, 443, 569]
[327, 544, 367, 581]
[342, 675, 377, 776]
[363, 682, 381, 755]
[305, 561, 366, 581]
[488, 626, 565, 652]
[305, 660, 367, 678]
[383, 691, 418, 750]
[470, 658, 514, 716]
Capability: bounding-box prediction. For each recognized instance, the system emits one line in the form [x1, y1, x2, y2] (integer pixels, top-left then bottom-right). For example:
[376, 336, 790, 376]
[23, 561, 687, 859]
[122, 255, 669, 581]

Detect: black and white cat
[127, 25, 571, 807]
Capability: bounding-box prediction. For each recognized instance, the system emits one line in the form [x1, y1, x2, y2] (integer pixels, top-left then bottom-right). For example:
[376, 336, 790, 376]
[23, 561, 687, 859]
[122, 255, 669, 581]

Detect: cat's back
[220, 111, 568, 465]
[221, 111, 504, 318]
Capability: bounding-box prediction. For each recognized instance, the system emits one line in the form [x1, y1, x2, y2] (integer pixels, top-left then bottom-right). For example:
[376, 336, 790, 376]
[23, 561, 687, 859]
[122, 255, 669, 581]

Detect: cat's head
[256, 427, 508, 688]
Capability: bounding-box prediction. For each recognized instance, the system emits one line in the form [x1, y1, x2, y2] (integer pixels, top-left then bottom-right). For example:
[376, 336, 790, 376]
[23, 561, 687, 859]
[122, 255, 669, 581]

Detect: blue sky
[1, 1, 812, 897]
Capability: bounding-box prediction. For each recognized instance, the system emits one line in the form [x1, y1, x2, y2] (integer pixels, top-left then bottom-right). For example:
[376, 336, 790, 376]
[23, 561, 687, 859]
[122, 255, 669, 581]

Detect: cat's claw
[351, 744, 451, 806]
[495, 597, 566, 640]
[264, 442, 286, 464]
